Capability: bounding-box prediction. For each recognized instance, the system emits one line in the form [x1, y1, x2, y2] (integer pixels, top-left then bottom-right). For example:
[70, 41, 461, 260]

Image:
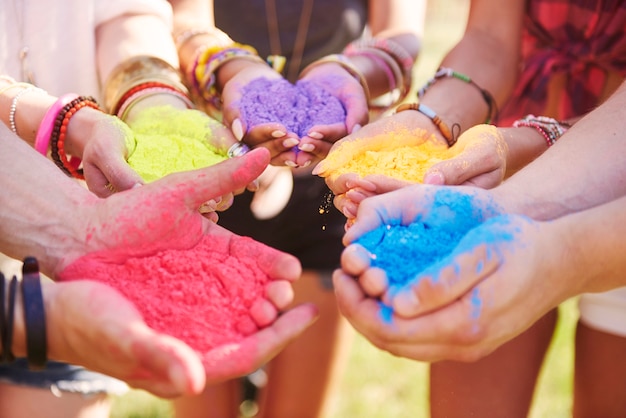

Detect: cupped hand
[423, 124, 508, 188]
[44, 279, 206, 398]
[334, 212, 574, 363]
[298, 61, 369, 136]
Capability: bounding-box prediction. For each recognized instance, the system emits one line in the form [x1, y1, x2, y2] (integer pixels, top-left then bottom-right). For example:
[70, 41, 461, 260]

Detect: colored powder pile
[318, 128, 450, 183]
[356, 189, 497, 287]
[238, 77, 346, 137]
[127, 106, 227, 182]
[59, 234, 270, 361]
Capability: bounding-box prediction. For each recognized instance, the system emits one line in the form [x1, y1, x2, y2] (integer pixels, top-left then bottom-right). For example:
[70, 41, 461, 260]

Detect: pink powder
[239, 77, 346, 136]
[59, 234, 271, 364]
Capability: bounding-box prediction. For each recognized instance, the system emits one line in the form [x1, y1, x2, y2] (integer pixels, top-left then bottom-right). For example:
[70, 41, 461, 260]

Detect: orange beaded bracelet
[49, 96, 101, 179]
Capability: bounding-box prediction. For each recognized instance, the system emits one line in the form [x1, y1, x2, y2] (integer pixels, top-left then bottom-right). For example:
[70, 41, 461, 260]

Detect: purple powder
[238, 77, 346, 137]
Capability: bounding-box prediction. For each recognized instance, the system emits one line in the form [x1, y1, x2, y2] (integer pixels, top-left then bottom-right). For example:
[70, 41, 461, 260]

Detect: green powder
[127, 106, 227, 183]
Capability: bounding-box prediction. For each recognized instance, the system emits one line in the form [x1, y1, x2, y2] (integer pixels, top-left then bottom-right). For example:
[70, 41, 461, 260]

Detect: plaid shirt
[496, 0, 626, 125]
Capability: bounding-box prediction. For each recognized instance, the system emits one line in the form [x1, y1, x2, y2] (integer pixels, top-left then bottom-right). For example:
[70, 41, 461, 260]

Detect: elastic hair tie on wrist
[419, 67, 497, 124]
[21, 257, 47, 370]
[396, 103, 460, 147]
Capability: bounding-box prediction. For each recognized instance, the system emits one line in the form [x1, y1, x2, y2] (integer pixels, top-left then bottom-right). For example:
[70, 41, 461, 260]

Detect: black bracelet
[0, 272, 6, 361]
[21, 257, 47, 369]
[3, 275, 17, 363]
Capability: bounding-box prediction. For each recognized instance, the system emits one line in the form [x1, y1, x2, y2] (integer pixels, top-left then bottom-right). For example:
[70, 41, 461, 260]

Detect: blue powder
[356, 189, 497, 287]
[354, 188, 523, 321]
[238, 77, 346, 137]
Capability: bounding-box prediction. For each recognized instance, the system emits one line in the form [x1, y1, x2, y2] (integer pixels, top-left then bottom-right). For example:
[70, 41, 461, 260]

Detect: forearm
[556, 195, 626, 296]
[418, 0, 524, 139]
[496, 81, 626, 220]
[0, 125, 95, 277]
[96, 13, 180, 83]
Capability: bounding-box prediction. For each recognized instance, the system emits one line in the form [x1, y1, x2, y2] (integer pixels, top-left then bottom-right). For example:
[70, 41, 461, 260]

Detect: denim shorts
[0, 359, 128, 396]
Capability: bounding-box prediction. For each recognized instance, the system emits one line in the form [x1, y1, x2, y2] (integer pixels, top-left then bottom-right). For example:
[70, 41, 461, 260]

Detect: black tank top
[214, 0, 368, 80]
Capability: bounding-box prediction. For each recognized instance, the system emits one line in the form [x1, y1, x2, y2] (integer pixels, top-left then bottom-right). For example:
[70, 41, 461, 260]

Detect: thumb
[166, 147, 270, 208]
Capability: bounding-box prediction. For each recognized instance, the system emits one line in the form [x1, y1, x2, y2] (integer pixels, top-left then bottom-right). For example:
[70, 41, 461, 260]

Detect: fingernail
[284, 160, 298, 167]
[423, 171, 445, 185]
[311, 163, 323, 175]
[302, 160, 311, 168]
[298, 143, 315, 152]
[132, 182, 143, 189]
[232, 118, 244, 141]
[308, 131, 323, 140]
[271, 130, 286, 138]
[283, 138, 299, 148]
[351, 124, 362, 134]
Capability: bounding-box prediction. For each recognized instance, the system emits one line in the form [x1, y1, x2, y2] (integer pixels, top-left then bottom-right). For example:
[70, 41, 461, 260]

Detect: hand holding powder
[126, 106, 229, 182]
[354, 189, 501, 288]
[238, 77, 346, 138]
[317, 127, 450, 183]
[59, 233, 287, 368]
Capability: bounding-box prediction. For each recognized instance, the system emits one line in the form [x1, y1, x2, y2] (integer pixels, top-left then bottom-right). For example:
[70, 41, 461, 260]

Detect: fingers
[203, 303, 319, 383]
[392, 245, 499, 318]
[126, 330, 206, 397]
[83, 157, 144, 197]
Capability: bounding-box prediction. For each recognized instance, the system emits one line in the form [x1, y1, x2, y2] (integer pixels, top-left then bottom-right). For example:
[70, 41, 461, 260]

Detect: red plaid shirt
[496, 0, 626, 125]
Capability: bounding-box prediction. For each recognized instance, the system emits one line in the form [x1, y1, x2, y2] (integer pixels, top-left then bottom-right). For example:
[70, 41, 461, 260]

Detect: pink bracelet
[35, 94, 78, 155]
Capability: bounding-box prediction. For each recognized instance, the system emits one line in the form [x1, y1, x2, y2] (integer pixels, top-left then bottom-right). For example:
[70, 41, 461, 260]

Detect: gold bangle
[299, 54, 371, 103]
[102, 56, 188, 113]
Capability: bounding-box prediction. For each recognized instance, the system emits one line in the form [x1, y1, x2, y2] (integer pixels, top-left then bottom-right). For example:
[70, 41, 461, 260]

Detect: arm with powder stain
[0, 130, 317, 395]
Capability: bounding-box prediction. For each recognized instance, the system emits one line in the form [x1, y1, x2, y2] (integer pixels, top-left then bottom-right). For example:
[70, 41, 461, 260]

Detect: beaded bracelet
[49, 96, 101, 179]
[419, 67, 497, 124]
[300, 54, 372, 104]
[396, 102, 459, 147]
[512, 114, 571, 147]
[9, 86, 46, 136]
[21, 257, 47, 370]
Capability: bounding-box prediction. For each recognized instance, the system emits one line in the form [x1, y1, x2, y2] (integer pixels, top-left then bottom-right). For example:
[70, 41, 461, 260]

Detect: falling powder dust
[127, 106, 227, 182]
[59, 234, 271, 361]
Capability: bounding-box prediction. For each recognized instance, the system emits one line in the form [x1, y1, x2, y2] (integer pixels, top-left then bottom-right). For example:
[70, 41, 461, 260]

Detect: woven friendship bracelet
[396, 102, 458, 147]
[512, 114, 571, 147]
[21, 257, 47, 370]
[419, 67, 497, 124]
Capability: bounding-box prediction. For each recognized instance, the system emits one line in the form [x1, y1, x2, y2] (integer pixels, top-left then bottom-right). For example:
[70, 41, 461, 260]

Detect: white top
[0, 0, 173, 101]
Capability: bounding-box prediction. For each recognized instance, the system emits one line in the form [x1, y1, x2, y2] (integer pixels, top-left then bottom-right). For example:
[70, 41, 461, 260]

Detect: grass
[112, 1, 577, 416]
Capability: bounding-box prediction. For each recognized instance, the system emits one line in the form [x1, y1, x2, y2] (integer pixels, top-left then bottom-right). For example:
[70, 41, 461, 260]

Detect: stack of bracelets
[1, 257, 47, 370]
[342, 36, 415, 113]
[512, 114, 571, 147]
[179, 28, 267, 118]
[103, 55, 194, 118]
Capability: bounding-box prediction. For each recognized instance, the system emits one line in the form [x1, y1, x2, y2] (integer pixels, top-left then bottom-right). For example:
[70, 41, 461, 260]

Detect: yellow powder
[319, 127, 450, 183]
[127, 106, 227, 183]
